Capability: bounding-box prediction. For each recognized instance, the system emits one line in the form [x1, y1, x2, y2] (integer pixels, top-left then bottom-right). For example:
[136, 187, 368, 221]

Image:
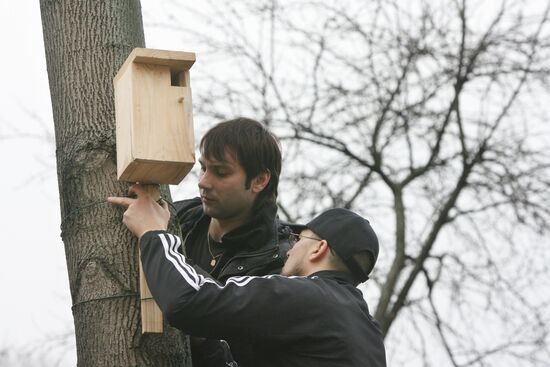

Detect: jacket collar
[308, 270, 356, 285]
[185, 200, 279, 252]
[221, 201, 278, 250]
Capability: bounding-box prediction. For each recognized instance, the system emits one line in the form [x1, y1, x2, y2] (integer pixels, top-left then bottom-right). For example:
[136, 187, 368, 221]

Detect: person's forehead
[199, 149, 240, 167]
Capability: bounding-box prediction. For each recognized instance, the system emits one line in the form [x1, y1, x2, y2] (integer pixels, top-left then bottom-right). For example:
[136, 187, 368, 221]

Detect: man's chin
[202, 203, 223, 218]
[202, 204, 215, 216]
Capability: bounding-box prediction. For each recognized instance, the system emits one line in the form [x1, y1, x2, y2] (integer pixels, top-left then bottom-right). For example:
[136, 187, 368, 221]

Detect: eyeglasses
[288, 232, 323, 245]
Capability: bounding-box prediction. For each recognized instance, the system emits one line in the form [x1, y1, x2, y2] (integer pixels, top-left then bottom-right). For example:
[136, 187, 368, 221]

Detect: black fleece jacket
[140, 230, 387, 367]
[174, 198, 291, 282]
[173, 198, 293, 365]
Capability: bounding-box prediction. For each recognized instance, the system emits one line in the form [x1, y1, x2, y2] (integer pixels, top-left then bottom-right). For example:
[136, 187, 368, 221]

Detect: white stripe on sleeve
[167, 233, 200, 286]
[155, 233, 306, 292]
[158, 233, 201, 291]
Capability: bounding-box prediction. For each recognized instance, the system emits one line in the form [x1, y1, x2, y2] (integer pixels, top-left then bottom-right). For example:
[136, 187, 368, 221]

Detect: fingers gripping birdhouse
[113, 48, 196, 334]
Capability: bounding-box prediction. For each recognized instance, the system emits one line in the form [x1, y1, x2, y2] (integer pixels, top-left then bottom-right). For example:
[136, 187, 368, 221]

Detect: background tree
[152, 0, 550, 365]
[40, 1, 190, 365]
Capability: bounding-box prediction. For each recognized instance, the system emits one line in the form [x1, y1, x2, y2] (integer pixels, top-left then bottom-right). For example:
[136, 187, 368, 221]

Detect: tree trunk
[40, 1, 190, 365]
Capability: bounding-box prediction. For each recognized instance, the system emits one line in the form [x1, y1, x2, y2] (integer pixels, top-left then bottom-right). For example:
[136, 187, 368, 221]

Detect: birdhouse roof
[114, 48, 196, 83]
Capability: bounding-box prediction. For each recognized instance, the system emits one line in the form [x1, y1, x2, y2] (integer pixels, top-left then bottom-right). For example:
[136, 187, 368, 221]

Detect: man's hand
[107, 184, 170, 239]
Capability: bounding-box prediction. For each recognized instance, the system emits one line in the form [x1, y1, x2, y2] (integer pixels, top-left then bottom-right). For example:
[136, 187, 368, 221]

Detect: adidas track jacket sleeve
[139, 230, 326, 343]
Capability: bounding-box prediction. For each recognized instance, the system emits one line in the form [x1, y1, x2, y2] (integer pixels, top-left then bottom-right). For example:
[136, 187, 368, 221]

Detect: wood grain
[114, 48, 196, 185]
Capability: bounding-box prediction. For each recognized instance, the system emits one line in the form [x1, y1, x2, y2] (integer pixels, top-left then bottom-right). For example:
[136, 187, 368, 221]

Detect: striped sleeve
[139, 230, 326, 341]
[156, 232, 206, 290]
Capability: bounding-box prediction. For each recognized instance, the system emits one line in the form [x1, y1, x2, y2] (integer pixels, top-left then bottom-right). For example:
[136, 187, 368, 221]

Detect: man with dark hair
[111, 117, 292, 364]
[199, 117, 281, 212]
[108, 189, 387, 367]
[176, 117, 287, 282]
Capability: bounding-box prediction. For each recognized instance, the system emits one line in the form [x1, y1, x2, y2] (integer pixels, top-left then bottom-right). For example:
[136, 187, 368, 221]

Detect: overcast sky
[0, 0, 69, 359]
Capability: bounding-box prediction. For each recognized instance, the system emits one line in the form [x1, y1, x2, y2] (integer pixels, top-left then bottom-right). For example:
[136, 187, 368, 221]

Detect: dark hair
[200, 117, 282, 209]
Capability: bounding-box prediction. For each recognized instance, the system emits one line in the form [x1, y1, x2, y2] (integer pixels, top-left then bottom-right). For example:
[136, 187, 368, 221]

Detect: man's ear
[309, 240, 330, 263]
[250, 170, 271, 193]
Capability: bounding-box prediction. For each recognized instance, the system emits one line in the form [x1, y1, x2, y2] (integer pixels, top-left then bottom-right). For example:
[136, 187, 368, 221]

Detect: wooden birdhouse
[113, 48, 196, 334]
[113, 48, 196, 185]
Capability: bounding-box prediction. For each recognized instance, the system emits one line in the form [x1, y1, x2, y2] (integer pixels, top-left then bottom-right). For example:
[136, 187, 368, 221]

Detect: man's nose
[198, 171, 211, 190]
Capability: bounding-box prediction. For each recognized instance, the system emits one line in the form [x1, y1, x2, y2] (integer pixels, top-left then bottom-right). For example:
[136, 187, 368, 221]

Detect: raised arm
[139, 230, 323, 342]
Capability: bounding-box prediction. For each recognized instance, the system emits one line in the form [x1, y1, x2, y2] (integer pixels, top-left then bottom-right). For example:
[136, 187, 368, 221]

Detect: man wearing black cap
[281, 207, 379, 285]
[110, 187, 387, 367]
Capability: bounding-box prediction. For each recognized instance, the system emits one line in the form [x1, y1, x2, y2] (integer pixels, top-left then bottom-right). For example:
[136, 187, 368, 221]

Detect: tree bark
[40, 1, 190, 365]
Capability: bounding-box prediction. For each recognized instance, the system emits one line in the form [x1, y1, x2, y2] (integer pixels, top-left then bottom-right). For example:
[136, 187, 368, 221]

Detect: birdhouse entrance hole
[171, 70, 187, 87]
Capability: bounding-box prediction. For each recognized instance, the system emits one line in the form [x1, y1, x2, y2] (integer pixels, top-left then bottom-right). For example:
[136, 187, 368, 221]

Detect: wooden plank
[119, 159, 194, 185]
[139, 184, 163, 333]
[183, 70, 195, 152]
[139, 251, 163, 333]
[114, 65, 134, 182]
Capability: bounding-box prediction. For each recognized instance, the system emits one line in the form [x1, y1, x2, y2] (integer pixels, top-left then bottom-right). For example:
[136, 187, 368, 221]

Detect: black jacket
[140, 231, 387, 367]
[174, 198, 291, 282]
[174, 198, 293, 365]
